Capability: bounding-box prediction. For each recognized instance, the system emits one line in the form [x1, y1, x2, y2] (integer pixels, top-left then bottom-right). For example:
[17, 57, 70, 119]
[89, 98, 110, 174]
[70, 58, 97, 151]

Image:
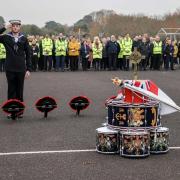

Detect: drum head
[121, 130, 149, 136]
[1, 99, 25, 115]
[69, 96, 90, 111]
[35, 96, 57, 113]
[96, 127, 118, 134]
[151, 127, 169, 133]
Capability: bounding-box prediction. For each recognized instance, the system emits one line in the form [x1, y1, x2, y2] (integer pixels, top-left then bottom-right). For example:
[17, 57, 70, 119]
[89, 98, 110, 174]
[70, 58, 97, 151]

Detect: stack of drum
[96, 98, 169, 158]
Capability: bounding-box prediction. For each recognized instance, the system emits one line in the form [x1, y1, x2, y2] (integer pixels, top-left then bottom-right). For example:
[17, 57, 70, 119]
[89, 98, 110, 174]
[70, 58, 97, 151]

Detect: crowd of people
[0, 33, 180, 72]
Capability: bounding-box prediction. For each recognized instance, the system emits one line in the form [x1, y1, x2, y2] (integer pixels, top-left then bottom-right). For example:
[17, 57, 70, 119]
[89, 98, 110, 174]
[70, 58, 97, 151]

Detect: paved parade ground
[0, 70, 180, 180]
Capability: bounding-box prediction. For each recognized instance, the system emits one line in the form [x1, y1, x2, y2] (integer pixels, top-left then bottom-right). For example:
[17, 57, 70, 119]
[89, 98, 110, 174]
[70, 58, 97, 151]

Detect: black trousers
[32, 55, 38, 71]
[101, 57, 108, 70]
[139, 58, 148, 70]
[6, 71, 25, 102]
[65, 55, 69, 68]
[108, 54, 117, 70]
[117, 58, 123, 70]
[38, 55, 43, 71]
[82, 58, 88, 71]
[93, 58, 101, 70]
[0, 59, 5, 72]
[43, 55, 52, 71]
[164, 55, 174, 70]
[123, 55, 130, 71]
[70, 56, 78, 71]
[153, 54, 162, 70]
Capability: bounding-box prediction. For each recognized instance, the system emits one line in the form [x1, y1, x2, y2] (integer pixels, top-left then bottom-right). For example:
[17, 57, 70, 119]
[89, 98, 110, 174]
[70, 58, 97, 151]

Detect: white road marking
[0, 147, 179, 156]
[169, 147, 180, 150]
[0, 149, 96, 156]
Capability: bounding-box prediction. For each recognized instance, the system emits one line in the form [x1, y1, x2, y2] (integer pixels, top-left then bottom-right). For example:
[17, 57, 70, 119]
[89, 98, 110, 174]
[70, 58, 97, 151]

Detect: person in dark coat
[0, 20, 31, 105]
[106, 35, 120, 71]
[163, 39, 174, 70]
[132, 36, 141, 51]
[139, 37, 149, 70]
[80, 40, 91, 71]
[101, 37, 108, 70]
[30, 39, 39, 71]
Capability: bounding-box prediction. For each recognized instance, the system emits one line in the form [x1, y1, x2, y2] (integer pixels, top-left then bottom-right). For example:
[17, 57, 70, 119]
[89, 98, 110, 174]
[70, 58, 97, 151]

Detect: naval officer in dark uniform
[0, 20, 31, 103]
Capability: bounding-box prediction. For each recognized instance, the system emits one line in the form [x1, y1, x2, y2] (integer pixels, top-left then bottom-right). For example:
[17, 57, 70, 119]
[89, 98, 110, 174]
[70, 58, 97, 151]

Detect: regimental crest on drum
[115, 108, 127, 126]
[96, 133, 119, 153]
[128, 108, 145, 127]
[150, 128, 169, 153]
[121, 133, 150, 157]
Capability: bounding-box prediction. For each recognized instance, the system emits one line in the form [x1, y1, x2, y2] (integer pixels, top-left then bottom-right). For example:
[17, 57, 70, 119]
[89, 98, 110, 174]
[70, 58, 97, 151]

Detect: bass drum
[120, 130, 150, 157]
[150, 127, 169, 154]
[107, 101, 160, 129]
[96, 127, 119, 154]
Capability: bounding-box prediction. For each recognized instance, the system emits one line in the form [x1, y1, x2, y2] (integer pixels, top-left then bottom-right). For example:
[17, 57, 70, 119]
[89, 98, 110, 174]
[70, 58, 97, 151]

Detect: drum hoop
[150, 127, 169, 133]
[121, 153, 150, 157]
[107, 102, 159, 108]
[121, 131, 149, 135]
[96, 127, 119, 134]
[96, 149, 119, 154]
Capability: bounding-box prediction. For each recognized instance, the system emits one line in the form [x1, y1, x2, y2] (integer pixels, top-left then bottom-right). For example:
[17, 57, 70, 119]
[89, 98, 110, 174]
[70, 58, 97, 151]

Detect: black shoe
[7, 114, 17, 120]
[18, 114, 23, 118]
[7, 114, 12, 119]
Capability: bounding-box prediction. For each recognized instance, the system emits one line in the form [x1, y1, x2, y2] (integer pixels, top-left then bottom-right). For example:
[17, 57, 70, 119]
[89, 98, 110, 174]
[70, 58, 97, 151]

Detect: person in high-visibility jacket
[42, 34, 53, 71]
[0, 43, 6, 72]
[55, 33, 67, 71]
[92, 36, 103, 71]
[122, 34, 133, 71]
[117, 36, 124, 70]
[173, 40, 178, 66]
[68, 36, 80, 71]
[152, 35, 163, 70]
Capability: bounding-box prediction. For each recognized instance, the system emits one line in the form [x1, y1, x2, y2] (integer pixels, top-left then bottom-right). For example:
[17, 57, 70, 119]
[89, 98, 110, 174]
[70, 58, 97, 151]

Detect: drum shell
[96, 127, 119, 154]
[150, 127, 169, 154]
[120, 130, 150, 157]
[107, 102, 159, 129]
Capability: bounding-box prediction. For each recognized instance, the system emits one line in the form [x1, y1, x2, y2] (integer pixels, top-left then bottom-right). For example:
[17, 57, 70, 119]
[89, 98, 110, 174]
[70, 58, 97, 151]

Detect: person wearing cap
[0, 20, 31, 105]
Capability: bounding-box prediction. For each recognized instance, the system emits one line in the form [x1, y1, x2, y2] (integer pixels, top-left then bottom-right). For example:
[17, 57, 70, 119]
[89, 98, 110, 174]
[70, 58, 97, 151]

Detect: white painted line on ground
[0, 147, 179, 156]
[169, 147, 180, 150]
[0, 149, 96, 156]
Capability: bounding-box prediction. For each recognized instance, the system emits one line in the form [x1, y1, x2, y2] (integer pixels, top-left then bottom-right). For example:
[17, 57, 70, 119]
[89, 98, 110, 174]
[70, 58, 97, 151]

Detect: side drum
[150, 127, 169, 154]
[120, 130, 150, 157]
[96, 127, 119, 154]
[107, 101, 159, 129]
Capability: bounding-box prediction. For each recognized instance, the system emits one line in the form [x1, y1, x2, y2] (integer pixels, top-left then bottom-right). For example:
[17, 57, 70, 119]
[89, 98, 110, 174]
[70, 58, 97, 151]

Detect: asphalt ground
[0, 69, 180, 180]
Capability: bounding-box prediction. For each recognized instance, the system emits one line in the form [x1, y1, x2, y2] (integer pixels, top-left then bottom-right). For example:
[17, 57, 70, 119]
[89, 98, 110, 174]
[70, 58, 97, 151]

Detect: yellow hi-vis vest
[42, 38, 53, 56]
[55, 39, 67, 56]
[122, 38, 132, 56]
[153, 41, 162, 55]
[92, 43, 103, 59]
[117, 40, 123, 58]
[0, 43, 6, 59]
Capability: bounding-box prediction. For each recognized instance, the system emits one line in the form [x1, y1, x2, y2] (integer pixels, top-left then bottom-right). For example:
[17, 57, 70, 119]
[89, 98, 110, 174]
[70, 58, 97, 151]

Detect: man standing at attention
[0, 20, 31, 112]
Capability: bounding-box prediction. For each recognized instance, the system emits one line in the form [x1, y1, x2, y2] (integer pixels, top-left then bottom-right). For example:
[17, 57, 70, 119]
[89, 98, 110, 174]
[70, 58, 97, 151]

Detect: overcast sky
[0, 0, 180, 27]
